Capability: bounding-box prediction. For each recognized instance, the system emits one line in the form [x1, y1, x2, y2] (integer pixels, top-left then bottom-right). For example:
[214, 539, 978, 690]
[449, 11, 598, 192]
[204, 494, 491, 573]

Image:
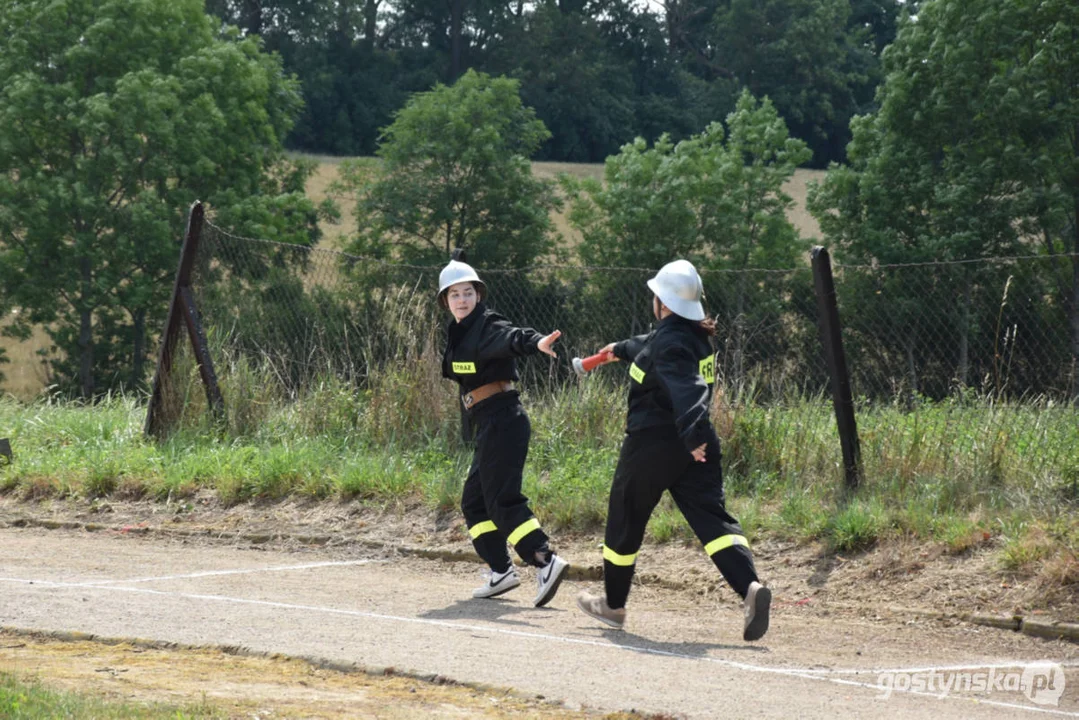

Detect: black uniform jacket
[611, 314, 717, 453]
[441, 302, 544, 394]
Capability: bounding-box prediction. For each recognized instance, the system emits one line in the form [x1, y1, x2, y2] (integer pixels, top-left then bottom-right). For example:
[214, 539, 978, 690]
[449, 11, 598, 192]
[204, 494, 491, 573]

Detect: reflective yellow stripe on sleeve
[452, 362, 477, 374]
[468, 520, 498, 538]
[602, 544, 637, 566]
[703, 534, 749, 556]
[629, 362, 645, 384]
[507, 518, 541, 546]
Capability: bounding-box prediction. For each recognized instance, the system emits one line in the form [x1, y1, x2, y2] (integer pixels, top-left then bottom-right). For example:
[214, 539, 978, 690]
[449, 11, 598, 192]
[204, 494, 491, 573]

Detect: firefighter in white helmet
[437, 259, 571, 607]
[576, 259, 772, 640]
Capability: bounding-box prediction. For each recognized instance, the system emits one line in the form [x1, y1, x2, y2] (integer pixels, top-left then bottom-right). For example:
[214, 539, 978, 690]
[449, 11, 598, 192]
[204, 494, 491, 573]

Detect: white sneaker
[743, 581, 771, 641]
[533, 554, 569, 607]
[472, 566, 521, 599]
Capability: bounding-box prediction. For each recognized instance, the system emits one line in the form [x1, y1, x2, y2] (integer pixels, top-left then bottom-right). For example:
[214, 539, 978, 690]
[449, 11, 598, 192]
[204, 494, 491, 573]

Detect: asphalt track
[1, 527, 1076, 718]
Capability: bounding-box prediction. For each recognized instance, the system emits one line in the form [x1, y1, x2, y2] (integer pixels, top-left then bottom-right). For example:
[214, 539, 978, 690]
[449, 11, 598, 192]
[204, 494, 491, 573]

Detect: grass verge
[0, 670, 221, 719]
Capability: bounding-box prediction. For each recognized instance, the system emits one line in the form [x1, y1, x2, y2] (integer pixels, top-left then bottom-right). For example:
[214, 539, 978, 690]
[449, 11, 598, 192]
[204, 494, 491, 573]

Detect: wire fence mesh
[188, 222, 833, 395]
[158, 216, 1079, 497]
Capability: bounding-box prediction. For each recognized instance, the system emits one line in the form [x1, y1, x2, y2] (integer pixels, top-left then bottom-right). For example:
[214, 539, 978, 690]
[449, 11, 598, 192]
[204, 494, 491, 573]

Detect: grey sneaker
[743, 581, 771, 641]
[534, 554, 569, 607]
[473, 566, 520, 599]
[576, 591, 626, 629]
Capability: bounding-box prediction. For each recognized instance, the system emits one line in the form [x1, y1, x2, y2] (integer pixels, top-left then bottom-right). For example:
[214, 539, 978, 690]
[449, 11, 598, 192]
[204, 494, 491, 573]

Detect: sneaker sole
[533, 562, 568, 607]
[576, 596, 624, 629]
[743, 586, 771, 641]
[473, 578, 521, 599]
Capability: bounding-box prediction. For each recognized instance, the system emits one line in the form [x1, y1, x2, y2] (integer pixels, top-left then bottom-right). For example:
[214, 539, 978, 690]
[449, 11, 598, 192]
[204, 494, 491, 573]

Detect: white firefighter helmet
[437, 260, 487, 306]
[646, 259, 705, 321]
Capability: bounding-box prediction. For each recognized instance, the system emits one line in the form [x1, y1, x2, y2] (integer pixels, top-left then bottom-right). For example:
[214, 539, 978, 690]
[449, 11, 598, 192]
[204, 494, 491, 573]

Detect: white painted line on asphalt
[3, 575, 1076, 717]
[803, 660, 1079, 675]
[62, 559, 382, 586]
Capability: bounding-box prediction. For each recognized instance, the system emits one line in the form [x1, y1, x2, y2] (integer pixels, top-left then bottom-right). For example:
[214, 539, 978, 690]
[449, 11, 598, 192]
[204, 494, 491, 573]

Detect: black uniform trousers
[461, 393, 549, 572]
[603, 425, 758, 609]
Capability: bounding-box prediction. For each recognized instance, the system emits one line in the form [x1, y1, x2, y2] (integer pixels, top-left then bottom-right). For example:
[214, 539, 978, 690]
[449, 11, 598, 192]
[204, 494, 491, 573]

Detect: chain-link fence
[150, 210, 1079, 496]
[184, 222, 830, 395]
[831, 256, 1079, 501]
[835, 257, 1077, 402]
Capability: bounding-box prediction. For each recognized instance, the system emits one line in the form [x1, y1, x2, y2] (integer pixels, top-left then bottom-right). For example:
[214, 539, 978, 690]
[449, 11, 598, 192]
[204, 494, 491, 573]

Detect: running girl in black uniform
[438, 259, 570, 607]
[576, 259, 771, 641]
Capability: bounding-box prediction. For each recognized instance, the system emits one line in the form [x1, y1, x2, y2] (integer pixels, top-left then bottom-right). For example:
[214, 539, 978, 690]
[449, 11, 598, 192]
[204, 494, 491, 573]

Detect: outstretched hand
[538, 329, 562, 358]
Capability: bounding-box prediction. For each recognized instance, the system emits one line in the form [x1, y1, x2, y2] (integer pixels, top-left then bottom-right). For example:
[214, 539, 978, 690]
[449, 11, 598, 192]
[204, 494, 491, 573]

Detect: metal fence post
[811, 246, 862, 492]
[144, 201, 224, 437]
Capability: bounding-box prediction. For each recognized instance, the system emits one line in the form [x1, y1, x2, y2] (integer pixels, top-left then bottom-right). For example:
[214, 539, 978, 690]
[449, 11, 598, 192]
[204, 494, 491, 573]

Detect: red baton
[572, 351, 615, 377]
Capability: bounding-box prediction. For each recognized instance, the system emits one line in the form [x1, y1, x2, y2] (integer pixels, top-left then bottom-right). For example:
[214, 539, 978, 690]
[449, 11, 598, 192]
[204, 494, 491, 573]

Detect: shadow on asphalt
[418, 598, 549, 628]
[584, 628, 770, 657]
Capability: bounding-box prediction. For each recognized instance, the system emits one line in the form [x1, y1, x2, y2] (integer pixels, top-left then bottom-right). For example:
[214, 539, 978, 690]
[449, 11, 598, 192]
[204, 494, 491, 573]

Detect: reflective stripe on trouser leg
[462, 452, 511, 573]
[507, 517, 541, 546]
[603, 545, 637, 566]
[703, 533, 757, 599]
[473, 403, 550, 565]
[703, 534, 748, 556]
[469, 520, 498, 539]
[602, 431, 669, 611]
[601, 545, 637, 609]
[504, 517, 552, 567]
[467, 520, 511, 573]
[668, 445, 759, 598]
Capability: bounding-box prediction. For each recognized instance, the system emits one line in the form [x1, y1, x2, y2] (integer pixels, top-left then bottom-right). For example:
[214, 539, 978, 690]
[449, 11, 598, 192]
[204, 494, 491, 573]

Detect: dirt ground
[1, 494, 1076, 718]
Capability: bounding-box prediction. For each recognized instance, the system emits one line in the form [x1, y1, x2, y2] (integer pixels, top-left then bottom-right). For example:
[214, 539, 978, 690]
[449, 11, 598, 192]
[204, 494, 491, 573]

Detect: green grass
[1, 375, 1077, 579]
[0, 671, 222, 719]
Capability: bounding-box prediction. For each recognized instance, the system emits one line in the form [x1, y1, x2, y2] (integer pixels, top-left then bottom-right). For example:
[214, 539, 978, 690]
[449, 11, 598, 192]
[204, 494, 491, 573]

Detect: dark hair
[654, 295, 715, 335]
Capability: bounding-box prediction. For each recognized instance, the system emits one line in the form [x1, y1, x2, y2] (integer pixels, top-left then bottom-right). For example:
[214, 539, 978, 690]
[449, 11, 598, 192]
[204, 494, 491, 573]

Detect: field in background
[533, 163, 825, 243]
[297, 152, 357, 250]
[0, 157, 825, 399]
[304, 156, 825, 250]
[779, 168, 825, 240]
[0, 315, 50, 401]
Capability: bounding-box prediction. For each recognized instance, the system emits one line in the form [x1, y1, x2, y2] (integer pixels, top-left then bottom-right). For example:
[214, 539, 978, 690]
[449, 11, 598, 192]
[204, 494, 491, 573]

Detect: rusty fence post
[144, 201, 224, 437]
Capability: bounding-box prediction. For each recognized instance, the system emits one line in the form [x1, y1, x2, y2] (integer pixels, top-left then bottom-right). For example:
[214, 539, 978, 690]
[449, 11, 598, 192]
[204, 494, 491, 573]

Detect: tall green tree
[386, 0, 518, 82]
[562, 91, 811, 375]
[340, 70, 559, 267]
[564, 91, 809, 271]
[488, 3, 636, 161]
[808, 0, 1079, 398]
[592, 0, 702, 144]
[204, 0, 432, 157]
[0, 0, 320, 398]
[196, 0, 899, 166]
[708, 0, 887, 167]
